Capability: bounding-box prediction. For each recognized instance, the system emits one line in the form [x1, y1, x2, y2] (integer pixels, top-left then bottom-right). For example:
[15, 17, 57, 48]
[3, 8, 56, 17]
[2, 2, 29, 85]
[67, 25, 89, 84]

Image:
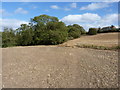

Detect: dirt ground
[2, 46, 118, 88]
[62, 32, 119, 47]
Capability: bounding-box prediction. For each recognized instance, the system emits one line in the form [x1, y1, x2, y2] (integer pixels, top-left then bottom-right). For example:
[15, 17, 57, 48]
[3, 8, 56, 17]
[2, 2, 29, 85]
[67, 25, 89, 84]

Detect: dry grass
[61, 32, 119, 49]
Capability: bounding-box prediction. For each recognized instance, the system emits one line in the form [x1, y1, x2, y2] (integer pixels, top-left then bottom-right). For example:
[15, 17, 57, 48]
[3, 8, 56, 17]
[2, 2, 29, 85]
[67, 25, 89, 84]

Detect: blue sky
[0, 2, 118, 31]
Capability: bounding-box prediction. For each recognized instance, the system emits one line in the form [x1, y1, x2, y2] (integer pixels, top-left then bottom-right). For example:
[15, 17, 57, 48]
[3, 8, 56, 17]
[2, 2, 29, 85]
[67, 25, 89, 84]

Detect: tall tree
[16, 24, 34, 46]
[2, 28, 16, 47]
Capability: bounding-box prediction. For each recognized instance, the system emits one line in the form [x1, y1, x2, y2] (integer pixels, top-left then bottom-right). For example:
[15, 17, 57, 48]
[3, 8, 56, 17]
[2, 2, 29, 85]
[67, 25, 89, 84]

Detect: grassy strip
[75, 44, 120, 50]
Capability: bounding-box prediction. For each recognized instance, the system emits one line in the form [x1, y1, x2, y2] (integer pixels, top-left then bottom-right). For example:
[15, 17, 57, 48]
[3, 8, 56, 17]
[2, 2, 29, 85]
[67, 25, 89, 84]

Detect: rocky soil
[2, 46, 118, 88]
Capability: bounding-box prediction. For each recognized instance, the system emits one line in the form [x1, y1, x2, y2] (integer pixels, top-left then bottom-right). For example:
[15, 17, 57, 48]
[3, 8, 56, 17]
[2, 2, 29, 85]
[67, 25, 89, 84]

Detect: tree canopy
[2, 14, 86, 48]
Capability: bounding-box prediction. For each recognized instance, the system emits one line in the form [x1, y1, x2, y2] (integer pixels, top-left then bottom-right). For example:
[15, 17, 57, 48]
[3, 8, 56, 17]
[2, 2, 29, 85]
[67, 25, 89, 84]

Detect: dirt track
[2, 46, 118, 88]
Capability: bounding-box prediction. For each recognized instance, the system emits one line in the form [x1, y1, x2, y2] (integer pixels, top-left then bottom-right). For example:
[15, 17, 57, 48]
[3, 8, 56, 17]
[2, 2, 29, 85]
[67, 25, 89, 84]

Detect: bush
[2, 28, 17, 47]
[2, 15, 87, 47]
[16, 24, 34, 46]
[37, 30, 68, 45]
[68, 27, 81, 39]
[72, 24, 86, 35]
[49, 30, 68, 45]
[88, 28, 97, 35]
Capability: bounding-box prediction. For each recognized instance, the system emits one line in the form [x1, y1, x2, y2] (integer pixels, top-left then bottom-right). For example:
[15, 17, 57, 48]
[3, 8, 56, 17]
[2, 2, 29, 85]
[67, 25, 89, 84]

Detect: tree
[2, 28, 16, 47]
[73, 24, 86, 34]
[16, 24, 34, 46]
[31, 14, 68, 45]
[67, 24, 85, 39]
[88, 28, 97, 35]
[0, 32, 2, 47]
[97, 27, 101, 33]
[68, 26, 81, 39]
[46, 21, 66, 31]
[31, 14, 59, 25]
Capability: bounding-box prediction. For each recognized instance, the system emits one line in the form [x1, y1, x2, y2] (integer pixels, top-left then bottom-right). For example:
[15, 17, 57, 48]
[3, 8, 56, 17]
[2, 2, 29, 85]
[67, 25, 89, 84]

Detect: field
[62, 32, 119, 48]
[2, 32, 119, 88]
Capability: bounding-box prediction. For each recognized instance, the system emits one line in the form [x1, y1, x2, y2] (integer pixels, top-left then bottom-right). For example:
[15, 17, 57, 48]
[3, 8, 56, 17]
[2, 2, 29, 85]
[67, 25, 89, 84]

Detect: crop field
[2, 33, 119, 88]
[62, 32, 119, 48]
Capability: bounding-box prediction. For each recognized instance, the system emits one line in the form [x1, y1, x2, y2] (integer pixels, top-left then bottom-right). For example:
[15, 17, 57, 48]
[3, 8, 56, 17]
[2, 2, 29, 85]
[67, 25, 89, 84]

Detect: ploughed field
[2, 32, 119, 88]
[62, 32, 119, 47]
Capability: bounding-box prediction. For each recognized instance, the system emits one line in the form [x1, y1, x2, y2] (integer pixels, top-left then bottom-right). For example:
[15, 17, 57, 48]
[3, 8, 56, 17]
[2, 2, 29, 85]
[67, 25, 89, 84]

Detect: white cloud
[71, 3, 77, 8]
[61, 13, 118, 31]
[0, 18, 28, 31]
[50, 5, 59, 9]
[15, 8, 28, 14]
[61, 13, 101, 24]
[80, 2, 110, 10]
[95, 14, 118, 27]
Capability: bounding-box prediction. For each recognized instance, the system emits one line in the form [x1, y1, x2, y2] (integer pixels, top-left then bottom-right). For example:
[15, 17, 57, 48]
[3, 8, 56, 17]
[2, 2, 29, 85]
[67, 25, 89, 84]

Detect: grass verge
[75, 44, 120, 50]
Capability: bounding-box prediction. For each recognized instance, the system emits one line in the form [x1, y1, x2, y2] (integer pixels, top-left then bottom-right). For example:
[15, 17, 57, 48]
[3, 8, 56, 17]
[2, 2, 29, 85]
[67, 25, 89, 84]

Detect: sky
[0, 1, 119, 31]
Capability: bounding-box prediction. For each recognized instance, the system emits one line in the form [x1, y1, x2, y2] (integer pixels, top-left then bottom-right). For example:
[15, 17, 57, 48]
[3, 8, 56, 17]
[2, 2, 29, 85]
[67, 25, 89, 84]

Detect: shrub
[2, 28, 17, 47]
[68, 27, 81, 39]
[38, 30, 68, 45]
[49, 30, 68, 45]
[88, 28, 97, 35]
[16, 24, 34, 46]
[72, 24, 86, 35]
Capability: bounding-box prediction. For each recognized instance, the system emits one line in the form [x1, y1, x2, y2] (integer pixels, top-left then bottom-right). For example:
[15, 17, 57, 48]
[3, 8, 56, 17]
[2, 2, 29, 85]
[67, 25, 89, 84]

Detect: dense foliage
[2, 15, 85, 47]
[2, 28, 17, 47]
[67, 24, 86, 39]
[2, 14, 118, 48]
[88, 28, 97, 35]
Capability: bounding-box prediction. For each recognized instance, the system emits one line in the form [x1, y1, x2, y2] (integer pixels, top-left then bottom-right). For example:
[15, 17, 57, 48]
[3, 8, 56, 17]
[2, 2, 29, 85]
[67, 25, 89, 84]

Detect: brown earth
[2, 33, 119, 88]
[61, 32, 119, 47]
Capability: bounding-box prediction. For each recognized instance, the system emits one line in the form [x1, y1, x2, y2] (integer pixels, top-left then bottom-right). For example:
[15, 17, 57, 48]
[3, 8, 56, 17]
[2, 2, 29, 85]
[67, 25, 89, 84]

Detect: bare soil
[2, 46, 118, 88]
[61, 32, 119, 47]
[2, 33, 119, 88]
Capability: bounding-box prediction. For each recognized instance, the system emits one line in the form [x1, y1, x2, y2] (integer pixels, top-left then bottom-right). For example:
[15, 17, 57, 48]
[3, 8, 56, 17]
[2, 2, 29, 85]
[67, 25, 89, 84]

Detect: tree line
[2, 14, 86, 48]
[1, 14, 119, 48]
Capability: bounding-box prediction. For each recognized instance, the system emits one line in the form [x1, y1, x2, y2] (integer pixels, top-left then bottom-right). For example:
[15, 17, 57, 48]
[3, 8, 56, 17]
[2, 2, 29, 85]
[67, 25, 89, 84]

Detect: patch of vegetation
[97, 25, 120, 33]
[67, 24, 86, 40]
[2, 28, 17, 48]
[2, 14, 119, 48]
[75, 44, 120, 50]
[88, 28, 97, 35]
[2, 14, 85, 48]
[0, 32, 2, 47]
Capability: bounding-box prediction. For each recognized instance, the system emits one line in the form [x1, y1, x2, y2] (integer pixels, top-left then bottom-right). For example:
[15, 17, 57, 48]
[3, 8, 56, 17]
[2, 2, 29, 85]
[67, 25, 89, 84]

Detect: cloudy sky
[1, 1, 119, 31]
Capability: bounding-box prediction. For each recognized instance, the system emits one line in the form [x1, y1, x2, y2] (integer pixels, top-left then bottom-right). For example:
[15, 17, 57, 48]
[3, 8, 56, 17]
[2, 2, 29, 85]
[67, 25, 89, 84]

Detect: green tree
[67, 24, 85, 39]
[16, 24, 34, 46]
[88, 28, 97, 35]
[2, 28, 16, 47]
[31, 14, 59, 25]
[31, 14, 68, 45]
[68, 27, 81, 39]
[73, 24, 86, 34]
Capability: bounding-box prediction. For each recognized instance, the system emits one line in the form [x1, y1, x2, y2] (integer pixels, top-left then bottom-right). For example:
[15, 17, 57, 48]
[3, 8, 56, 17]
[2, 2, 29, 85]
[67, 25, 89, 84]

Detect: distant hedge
[88, 28, 97, 35]
[97, 25, 120, 33]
